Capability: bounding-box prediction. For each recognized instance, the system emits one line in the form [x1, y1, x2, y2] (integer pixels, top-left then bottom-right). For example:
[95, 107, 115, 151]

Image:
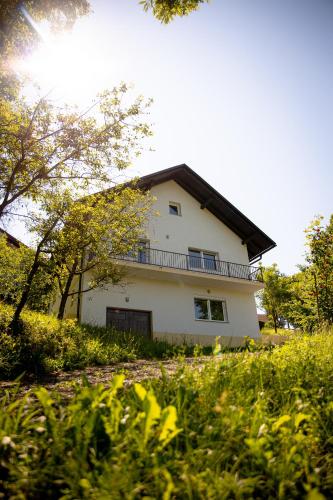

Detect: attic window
[169, 202, 181, 216]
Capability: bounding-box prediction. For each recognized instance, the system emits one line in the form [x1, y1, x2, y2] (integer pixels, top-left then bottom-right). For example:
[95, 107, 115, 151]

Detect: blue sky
[11, 0, 333, 273]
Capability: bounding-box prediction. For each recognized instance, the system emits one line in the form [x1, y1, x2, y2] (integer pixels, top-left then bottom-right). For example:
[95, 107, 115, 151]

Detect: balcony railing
[115, 248, 263, 282]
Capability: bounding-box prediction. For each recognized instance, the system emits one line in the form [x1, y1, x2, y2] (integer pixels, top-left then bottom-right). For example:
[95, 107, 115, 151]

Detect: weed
[1, 328, 333, 497]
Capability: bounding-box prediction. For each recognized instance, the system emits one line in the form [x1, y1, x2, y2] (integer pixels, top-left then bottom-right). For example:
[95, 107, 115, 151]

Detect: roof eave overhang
[138, 164, 276, 262]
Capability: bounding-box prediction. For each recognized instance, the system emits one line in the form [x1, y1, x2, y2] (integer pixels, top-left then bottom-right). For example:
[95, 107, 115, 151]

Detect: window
[194, 298, 209, 320]
[188, 249, 217, 271]
[194, 298, 227, 322]
[126, 240, 149, 263]
[138, 240, 150, 263]
[169, 202, 181, 216]
[189, 249, 201, 268]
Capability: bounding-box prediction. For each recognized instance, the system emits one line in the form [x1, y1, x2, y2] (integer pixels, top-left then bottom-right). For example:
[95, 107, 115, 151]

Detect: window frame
[137, 239, 150, 264]
[188, 248, 218, 270]
[169, 202, 181, 216]
[194, 297, 228, 323]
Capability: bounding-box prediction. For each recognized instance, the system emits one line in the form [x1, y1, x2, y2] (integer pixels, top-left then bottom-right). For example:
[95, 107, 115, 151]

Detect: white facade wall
[145, 181, 250, 265]
[77, 180, 261, 344]
[80, 277, 260, 340]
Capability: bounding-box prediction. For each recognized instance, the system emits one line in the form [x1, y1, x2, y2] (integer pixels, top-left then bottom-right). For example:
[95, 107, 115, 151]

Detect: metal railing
[115, 248, 263, 282]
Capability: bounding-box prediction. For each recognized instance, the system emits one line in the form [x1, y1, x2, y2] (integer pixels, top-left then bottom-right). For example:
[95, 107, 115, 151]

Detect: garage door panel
[106, 308, 151, 338]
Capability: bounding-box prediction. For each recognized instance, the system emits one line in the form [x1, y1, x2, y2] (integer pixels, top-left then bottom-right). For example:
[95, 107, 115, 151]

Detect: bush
[0, 303, 204, 378]
[0, 329, 333, 497]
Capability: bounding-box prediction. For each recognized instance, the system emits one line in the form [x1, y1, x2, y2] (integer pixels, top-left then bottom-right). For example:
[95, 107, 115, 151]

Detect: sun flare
[13, 26, 112, 104]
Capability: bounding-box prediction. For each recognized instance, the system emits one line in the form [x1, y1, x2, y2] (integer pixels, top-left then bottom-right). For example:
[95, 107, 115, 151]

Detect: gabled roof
[137, 164, 276, 262]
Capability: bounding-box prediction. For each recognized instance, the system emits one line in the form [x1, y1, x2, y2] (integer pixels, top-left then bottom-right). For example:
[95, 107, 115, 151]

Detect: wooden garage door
[106, 308, 151, 338]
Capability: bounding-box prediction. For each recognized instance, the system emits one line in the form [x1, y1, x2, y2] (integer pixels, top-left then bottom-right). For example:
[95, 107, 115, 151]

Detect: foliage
[305, 215, 333, 324]
[1, 329, 333, 497]
[1, 83, 152, 328]
[0, 0, 210, 97]
[0, 234, 56, 311]
[0, 87, 152, 220]
[274, 216, 333, 332]
[0, 0, 90, 97]
[0, 302, 200, 378]
[140, 0, 209, 23]
[258, 215, 333, 332]
[280, 269, 319, 332]
[0, 234, 28, 303]
[24, 186, 153, 320]
[257, 264, 290, 332]
[0, 0, 89, 54]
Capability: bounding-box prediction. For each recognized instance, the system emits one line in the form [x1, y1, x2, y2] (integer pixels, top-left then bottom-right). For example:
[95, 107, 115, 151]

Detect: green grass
[261, 326, 294, 336]
[0, 302, 207, 379]
[1, 328, 333, 498]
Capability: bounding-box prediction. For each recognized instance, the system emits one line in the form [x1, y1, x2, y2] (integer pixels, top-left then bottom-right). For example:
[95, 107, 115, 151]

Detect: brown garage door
[106, 308, 151, 338]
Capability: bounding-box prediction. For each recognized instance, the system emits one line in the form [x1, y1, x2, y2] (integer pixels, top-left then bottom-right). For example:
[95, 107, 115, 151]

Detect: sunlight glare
[14, 26, 114, 105]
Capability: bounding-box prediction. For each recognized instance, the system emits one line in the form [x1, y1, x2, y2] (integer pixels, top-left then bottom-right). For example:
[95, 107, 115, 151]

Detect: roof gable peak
[138, 164, 276, 262]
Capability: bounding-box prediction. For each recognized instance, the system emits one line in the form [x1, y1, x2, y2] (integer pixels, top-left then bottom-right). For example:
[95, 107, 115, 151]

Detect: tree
[0, 233, 28, 304]
[261, 215, 333, 333]
[51, 187, 153, 320]
[257, 264, 290, 333]
[140, 0, 209, 23]
[305, 215, 333, 324]
[0, 86, 152, 220]
[10, 186, 152, 328]
[279, 269, 318, 332]
[0, 233, 56, 310]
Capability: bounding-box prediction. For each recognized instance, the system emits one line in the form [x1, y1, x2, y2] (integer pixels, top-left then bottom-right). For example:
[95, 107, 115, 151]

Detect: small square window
[169, 202, 181, 216]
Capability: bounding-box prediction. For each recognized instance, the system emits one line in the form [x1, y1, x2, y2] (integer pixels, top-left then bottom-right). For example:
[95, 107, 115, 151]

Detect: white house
[65, 164, 276, 346]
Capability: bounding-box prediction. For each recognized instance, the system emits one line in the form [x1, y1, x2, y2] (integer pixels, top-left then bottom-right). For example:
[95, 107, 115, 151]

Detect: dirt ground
[0, 357, 213, 397]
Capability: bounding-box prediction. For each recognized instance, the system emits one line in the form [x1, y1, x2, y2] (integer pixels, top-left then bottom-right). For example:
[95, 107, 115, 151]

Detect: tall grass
[0, 303, 200, 378]
[1, 328, 333, 498]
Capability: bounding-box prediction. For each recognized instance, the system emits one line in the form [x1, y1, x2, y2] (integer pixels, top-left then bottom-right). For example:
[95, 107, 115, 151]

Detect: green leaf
[79, 478, 91, 489]
[143, 393, 161, 443]
[110, 374, 125, 394]
[295, 413, 310, 429]
[159, 405, 178, 442]
[307, 489, 326, 500]
[134, 383, 147, 401]
[272, 415, 291, 431]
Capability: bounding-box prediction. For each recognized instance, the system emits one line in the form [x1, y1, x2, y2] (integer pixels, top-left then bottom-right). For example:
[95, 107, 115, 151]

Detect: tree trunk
[10, 254, 41, 333]
[10, 218, 59, 334]
[313, 271, 321, 322]
[273, 312, 278, 333]
[57, 259, 78, 320]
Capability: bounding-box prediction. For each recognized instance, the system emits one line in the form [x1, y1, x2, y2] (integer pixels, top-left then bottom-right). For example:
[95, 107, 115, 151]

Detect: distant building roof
[257, 313, 268, 323]
[0, 229, 25, 249]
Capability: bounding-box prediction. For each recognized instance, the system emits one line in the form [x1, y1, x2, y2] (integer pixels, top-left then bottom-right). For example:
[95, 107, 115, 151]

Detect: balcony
[115, 247, 263, 283]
